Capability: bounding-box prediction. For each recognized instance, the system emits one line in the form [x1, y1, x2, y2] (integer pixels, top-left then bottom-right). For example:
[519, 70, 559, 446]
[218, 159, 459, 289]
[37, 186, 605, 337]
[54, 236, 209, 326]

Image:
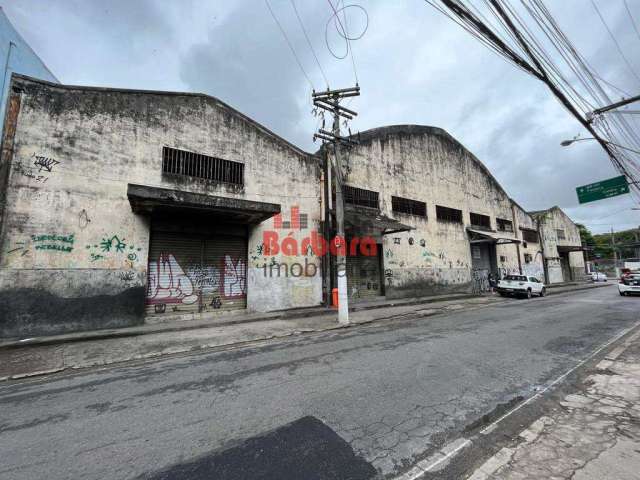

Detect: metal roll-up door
[146, 232, 203, 315]
[146, 230, 247, 316]
[203, 236, 247, 312]
[347, 248, 382, 300]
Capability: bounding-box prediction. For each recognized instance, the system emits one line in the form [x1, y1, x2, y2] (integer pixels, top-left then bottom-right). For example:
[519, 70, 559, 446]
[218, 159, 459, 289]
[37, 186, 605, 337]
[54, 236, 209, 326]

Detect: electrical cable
[590, 0, 640, 87]
[624, 0, 640, 46]
[265, 0, 315, 90]
[290, 0, 330, 87]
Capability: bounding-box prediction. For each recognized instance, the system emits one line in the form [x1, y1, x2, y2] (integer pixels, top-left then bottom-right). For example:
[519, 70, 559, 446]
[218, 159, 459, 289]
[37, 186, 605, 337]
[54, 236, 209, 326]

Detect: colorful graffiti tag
[223, 255, 246, 298]
[146, 253, 199, 313]
[146, 253, 247, 314]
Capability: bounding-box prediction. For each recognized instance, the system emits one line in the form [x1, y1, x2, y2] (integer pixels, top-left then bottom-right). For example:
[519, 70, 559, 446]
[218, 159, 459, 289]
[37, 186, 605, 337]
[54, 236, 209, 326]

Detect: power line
[590, 0, 640, 87]
[289, 0, 329, 87]
[624, 0, 640, 46]
[265, 0, 315, 90]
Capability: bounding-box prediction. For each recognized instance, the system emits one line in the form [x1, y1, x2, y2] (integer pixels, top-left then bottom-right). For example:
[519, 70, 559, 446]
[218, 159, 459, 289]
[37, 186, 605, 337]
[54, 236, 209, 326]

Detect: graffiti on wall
[471, 268, 491, 294]
[14, 153, 60, 184]
[147, 253, 199, 313]
[86, 235, 142, 264]
[223, 255, 247, 298]
[33, 154, 60, 173]
[146, 253, 247, 314]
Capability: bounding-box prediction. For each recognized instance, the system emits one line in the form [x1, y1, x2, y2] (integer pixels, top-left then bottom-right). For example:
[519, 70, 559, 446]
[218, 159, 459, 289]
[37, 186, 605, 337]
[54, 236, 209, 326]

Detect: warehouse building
[0, 75, 584, 338]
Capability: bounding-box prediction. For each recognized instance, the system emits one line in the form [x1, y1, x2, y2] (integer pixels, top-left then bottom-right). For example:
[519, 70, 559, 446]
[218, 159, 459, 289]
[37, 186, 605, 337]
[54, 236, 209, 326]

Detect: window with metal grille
[343, 185, 379, 209]
[391, 196, 427, 217]
[556, 229, 566, 240]
[436, 205, 463, 223]
[524, 253, 533, 263]
[470, 212, 491, 229]
[497, 218, 513, 232]
[522, 229, 539, 243]
[162, 146, 244, 186]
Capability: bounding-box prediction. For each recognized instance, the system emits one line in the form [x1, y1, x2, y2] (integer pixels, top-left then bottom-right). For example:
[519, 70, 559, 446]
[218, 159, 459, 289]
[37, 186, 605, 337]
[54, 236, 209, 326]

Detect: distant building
[0, 7, 58, 133]
[0, 75, 586, 338]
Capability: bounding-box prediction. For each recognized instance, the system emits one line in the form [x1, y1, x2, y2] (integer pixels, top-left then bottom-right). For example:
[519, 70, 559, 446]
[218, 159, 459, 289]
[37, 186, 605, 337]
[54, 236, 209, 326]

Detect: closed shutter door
[347, 250, 382, 299]
[146, 232, 247, 316]
[146, 232, 203, 315]
[203, 236, 247, 312]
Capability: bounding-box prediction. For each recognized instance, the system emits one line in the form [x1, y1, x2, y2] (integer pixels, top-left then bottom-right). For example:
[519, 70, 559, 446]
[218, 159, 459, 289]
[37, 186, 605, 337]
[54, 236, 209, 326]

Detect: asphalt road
[0, 286, 638, 480]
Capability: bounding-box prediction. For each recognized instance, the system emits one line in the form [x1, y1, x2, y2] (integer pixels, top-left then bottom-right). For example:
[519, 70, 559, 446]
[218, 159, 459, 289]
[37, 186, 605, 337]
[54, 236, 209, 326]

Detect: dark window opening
[392, 196, 427, 217]
[343, 185, 379, 209]
[497, 218, 513, 232]
[470, 212, 491, 229]
[556, 229, 566, 240]
[522, 229, 539, 243]
[162, 146, 244, 186]
[436, 205, 463, 223]
[524, 253, 533, 263]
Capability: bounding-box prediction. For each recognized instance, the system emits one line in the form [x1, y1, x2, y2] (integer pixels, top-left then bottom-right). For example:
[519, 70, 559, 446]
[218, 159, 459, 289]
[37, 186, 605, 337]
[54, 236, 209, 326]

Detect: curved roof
[351, 124, 526, 209]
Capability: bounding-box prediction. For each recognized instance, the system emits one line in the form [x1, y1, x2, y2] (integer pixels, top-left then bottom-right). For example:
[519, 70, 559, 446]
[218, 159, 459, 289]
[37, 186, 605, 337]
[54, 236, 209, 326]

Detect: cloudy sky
[3, 0, 640, 234]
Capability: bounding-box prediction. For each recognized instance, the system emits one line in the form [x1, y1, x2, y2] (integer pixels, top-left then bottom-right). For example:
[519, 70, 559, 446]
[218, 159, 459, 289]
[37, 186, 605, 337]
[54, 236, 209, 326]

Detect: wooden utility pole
[313, 85, 360, 325]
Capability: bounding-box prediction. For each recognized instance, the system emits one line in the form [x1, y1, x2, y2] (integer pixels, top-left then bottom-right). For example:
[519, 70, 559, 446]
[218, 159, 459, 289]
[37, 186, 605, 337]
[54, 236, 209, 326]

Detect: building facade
[0, 75, 322, 338]
[0, 8, 58, 134]
[0, 76, 584, 338]
[531, 207, 586, 283]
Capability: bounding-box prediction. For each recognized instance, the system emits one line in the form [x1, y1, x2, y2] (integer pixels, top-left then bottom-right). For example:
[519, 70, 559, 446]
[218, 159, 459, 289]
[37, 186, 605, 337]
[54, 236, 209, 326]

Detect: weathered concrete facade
[0, 77, 585, 338]
[531, 207, 586, 283]
[0, 75, 322, 337]
[333, 126, 536, 299]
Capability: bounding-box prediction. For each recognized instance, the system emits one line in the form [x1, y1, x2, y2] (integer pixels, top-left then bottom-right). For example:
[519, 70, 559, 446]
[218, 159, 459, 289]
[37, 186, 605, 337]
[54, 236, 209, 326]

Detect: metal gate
[146, 231, 247, 316]
[346, 247, 382, 299]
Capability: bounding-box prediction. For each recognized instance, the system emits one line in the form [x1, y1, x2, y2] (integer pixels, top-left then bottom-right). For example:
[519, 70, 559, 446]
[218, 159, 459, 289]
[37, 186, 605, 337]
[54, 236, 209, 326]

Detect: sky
[2, 0, 640, 234]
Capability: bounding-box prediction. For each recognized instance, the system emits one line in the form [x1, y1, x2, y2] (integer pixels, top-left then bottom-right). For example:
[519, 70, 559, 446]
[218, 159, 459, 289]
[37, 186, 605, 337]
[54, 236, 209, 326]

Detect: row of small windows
[160, 154, 539, 242]
[344, 186, 541, 244]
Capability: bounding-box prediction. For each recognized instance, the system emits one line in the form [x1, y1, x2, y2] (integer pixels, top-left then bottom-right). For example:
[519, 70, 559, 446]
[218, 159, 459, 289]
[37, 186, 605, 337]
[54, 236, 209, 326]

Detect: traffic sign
[576, 175, 629, 204]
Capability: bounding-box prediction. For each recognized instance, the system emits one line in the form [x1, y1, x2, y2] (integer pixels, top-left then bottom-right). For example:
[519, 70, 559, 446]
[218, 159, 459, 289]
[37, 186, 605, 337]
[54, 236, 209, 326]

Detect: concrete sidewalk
[468, 323, 640, 480]
[0, 282, 612, 381]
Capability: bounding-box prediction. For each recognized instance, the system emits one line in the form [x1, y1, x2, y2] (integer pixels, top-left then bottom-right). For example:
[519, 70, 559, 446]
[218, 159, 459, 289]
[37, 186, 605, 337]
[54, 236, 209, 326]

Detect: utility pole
[313, 85, 360, 325]
[611, 228, 619, 278]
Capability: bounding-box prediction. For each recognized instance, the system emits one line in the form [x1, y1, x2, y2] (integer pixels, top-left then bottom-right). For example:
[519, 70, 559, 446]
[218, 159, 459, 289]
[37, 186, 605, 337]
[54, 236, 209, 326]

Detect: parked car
[591, 272, 607, 282]
[618, 272, 640, 296]
[496, 275, 546, 298]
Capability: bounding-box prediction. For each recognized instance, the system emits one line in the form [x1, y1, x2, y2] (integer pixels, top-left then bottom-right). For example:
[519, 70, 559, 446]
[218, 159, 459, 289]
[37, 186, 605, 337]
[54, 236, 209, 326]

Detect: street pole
[313, 85, 360, 325]
[333, 114, 349, 324]
[611, 228, 619, 278]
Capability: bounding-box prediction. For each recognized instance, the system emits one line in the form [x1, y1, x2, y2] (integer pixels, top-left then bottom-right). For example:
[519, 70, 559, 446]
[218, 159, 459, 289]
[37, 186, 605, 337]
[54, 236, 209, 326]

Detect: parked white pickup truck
[496, 275, 546, 299]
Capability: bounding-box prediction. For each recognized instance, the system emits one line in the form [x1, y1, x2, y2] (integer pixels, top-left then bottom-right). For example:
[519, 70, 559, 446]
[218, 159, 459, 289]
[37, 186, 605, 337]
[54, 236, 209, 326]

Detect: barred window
[343, 185, 379, 209]
[497, 218, 513, 232]
[392, 196, 427, 217]
[436, 205, 463, 223]
[522, 229, 539, 243]
[470, 212, 491, 229]
[556, 229, 566, 240]
[162, 146, 244, 186]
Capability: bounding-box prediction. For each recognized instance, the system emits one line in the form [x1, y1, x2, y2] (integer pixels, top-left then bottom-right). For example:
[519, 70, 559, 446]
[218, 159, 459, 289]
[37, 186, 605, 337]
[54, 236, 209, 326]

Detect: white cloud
[2, 0, 639, 233]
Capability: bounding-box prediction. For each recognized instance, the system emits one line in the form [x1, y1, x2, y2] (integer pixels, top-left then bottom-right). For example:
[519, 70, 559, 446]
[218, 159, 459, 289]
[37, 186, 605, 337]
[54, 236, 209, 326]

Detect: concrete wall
[0, 8, 57, 135]
[513, 203, 544, 280]
[337, 125, 523, 298]
[533, 207, 585, 283]
[0, 75, 321, 338]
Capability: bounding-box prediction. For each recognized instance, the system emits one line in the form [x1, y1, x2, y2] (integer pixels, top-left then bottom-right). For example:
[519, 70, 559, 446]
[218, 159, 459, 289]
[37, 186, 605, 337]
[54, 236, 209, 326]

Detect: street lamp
[560, 137, 640, 155]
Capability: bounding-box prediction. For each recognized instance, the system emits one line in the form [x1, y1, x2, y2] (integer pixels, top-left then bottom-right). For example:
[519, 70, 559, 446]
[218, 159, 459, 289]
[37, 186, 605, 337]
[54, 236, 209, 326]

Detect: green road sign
[576, 175, 629, 204]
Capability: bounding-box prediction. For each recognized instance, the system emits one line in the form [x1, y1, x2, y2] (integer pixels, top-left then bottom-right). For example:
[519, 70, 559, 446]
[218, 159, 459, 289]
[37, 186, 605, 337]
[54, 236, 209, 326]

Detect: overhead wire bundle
[425, 0, 640, 203]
